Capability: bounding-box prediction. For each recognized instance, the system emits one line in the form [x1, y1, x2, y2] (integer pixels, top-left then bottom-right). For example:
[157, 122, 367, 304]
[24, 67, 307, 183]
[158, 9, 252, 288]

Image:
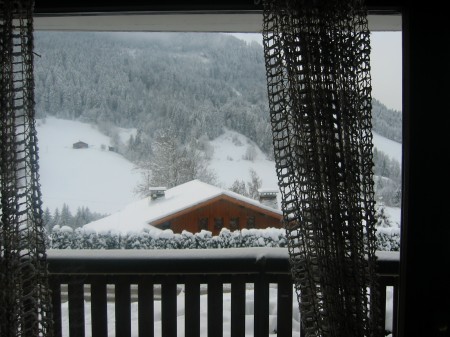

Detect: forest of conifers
[34, 31, 402, 207]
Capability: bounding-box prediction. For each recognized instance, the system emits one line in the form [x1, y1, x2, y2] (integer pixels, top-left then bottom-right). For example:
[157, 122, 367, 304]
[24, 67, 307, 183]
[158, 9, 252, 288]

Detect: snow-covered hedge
[375, 227, 401, 252]
[48, 226, 399, 251]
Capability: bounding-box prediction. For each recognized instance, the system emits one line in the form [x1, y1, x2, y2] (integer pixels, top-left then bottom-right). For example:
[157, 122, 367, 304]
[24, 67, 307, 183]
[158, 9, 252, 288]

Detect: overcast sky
[230, 31, 402, 112]
[370, 32, 402, 112]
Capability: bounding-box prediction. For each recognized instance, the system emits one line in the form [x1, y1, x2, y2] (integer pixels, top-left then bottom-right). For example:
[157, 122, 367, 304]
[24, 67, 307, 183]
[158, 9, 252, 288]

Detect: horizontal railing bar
[49, 274, 272, 286]
[47, 248, 399, 277]
[375, 251, 400, 277]
[47, 248, 291, 275]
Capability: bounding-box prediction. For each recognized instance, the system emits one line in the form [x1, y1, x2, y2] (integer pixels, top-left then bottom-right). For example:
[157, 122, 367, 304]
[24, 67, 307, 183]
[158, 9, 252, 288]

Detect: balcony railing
[47, 248, 399, 337]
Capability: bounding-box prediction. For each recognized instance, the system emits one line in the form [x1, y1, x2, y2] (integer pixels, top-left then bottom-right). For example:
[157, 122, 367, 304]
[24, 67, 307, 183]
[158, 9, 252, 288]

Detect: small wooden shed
[73, 141, 88, 149]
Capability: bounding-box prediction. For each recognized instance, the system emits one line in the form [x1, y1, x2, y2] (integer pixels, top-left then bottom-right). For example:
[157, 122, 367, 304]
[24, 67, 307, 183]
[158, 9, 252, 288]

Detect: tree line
[34, 32, 273, 158]
[43, 204, 106, 232]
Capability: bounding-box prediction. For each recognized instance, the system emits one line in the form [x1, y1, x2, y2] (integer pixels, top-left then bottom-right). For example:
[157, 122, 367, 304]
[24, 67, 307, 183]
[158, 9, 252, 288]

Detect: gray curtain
[0, 0, 53, 336]
[262, 0, 383, 335]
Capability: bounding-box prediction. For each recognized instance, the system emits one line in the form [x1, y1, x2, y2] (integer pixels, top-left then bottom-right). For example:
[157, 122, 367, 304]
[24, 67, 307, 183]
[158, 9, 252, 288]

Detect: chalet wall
[154, 199, 282, 235]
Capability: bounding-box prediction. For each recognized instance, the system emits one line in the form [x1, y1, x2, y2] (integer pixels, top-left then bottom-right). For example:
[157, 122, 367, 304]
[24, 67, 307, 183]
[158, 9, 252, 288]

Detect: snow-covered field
[37, 117, 142, 215]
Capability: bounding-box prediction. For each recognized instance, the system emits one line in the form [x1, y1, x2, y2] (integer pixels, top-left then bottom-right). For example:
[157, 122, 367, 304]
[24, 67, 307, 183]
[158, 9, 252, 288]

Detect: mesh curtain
[262, 0, 383, 336]
[0, 0, 53, 336]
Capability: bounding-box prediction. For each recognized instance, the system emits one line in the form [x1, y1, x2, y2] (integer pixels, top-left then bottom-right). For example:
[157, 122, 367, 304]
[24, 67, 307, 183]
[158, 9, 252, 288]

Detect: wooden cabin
[84, 180, 282, 235]
[72, 141, 88, 149]
[148, 180, 282, 235]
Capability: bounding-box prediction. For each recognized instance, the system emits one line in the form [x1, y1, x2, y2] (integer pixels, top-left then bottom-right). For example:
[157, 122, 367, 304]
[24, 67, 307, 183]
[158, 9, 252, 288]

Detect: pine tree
[229, 179, 248, 196]
[73, 207, 83, 228]
[43, 207, 53, 232]
[148, 128, 180, 187]
[247, 169, 262, 200]
[179, 142, 217, 187]
[52, 208, 61, 229]
[375, 205, 391, 228]
[60, 203, 73, 229]
[135, 129, 216, 195]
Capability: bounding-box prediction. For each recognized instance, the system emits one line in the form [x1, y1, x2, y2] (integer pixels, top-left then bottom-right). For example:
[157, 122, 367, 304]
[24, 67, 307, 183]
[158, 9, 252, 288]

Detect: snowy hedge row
[375, 227, 401, 251]
[48, 226, 400, 251]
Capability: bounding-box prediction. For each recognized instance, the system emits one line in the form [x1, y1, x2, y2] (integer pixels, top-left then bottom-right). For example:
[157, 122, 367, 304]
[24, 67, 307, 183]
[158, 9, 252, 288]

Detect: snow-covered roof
[83, 179, 282, 234]
[258, 188, 278, 193]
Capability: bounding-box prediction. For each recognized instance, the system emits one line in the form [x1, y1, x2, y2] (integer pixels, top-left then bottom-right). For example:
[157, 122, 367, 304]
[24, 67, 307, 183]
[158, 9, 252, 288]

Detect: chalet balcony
[47, 248, 399, 337]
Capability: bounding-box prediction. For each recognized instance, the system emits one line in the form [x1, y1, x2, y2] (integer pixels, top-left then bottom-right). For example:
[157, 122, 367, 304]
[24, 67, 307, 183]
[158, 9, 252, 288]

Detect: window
[34, 19, 402, 252]
[247, 215, 255, 228]
[160, 221, 171, 230]
[229, 217, 240, 230]
[214, 217, 224, 230]
[198, 217, 209, 231]
[28, 9, 408, 336]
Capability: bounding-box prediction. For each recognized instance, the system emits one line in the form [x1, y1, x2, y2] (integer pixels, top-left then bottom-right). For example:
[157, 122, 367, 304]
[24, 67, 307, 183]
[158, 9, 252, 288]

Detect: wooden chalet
[84, 180, 282, 235]
[149, 181, 282, 234]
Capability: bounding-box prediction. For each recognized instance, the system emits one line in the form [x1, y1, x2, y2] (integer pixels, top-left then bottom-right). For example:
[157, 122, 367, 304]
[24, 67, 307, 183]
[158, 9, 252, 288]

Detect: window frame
[34, 5, 447, 337]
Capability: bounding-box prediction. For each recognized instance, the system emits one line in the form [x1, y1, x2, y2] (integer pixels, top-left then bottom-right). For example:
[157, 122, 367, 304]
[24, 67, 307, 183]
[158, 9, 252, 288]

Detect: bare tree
[135, 129, 217, 197]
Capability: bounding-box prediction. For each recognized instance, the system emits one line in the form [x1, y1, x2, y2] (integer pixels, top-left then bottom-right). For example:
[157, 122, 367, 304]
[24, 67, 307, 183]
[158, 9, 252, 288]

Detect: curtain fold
[0, 0, 53, 336]
[262, 0, 383, 335]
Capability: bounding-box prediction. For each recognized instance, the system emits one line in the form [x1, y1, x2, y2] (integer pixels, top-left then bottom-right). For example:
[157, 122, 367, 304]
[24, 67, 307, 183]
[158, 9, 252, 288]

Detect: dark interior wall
[400, 5, 450, 337]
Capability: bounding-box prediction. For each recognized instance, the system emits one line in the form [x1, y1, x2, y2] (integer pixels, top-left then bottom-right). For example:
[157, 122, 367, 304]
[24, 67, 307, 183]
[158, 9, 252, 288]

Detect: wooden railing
[47, 248, 399, 337]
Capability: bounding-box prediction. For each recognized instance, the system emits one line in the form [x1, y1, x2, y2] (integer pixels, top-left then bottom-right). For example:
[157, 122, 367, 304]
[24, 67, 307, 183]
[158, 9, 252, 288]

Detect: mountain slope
[34, 32, 401, 164]
[372, 131, 401, 161]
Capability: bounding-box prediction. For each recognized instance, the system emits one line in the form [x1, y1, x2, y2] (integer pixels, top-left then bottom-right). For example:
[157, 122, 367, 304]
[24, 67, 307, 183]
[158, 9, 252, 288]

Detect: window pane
[34, 30, 401, 251]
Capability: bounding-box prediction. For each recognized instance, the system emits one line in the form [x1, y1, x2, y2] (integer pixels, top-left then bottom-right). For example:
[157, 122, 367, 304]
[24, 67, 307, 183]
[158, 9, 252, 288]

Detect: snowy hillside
[36, 117, 142, 215]
[372, 132, 401, 162]
[36, 117, 401, 226]
[209, 129, 277, 190]
[36, 119, 281, 216]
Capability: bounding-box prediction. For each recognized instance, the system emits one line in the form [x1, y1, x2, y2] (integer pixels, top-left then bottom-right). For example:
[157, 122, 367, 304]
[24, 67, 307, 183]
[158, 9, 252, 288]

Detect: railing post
[300, 289, 305, 337]
[115, 280, 131, 337]
[254, 273, 270, 337]
[392, 278, 399, 337]
[231, 275, 246, 337]
[185, 276, 201, 337]
[161, 276, 177, 337]
[138, 277, 154, 337]
[208, 274, 223, 337]
[49, 279, 62, 337]
[91, 278, 108, 337]
[68, 281, 85, 337]
[277, 274, 293, 337]
[379, 278, 388, 334]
